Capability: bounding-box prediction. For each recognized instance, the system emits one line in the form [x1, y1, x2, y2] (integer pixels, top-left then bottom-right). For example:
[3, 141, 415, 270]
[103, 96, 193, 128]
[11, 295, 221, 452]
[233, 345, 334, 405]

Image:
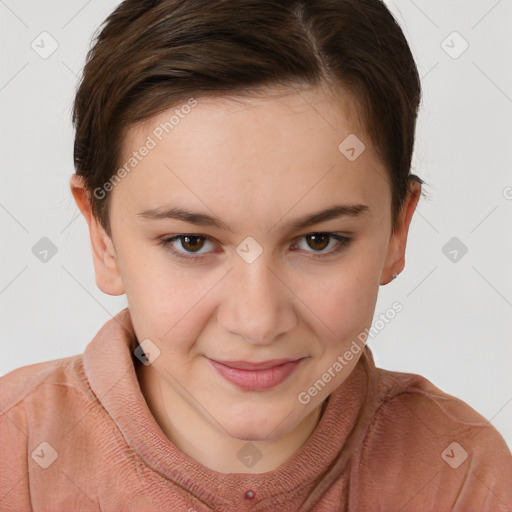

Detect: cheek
[117, 238, 188, 311]
[303, 273, 379, 347]
[119, 255, 218, 355]
[299, 240, 383, 335]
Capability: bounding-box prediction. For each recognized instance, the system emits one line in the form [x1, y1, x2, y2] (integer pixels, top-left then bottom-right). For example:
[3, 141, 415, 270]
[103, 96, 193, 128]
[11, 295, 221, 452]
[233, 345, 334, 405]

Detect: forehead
[112, 84, 390, 230]
[124, 83, 368, 167]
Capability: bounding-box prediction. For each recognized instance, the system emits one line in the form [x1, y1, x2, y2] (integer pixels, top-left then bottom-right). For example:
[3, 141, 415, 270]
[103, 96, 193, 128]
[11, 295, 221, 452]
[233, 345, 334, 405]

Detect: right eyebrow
[137, 206, 233, 231]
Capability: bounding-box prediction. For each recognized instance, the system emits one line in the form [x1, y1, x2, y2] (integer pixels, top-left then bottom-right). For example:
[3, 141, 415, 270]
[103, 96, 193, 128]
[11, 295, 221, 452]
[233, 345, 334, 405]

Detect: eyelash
[159, 232, 352, 262]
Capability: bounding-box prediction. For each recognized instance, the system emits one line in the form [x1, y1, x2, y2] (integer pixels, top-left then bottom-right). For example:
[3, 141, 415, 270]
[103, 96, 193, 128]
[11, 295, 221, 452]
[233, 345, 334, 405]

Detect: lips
[215, 359, 299, 370]
[208, 357, 304, 391]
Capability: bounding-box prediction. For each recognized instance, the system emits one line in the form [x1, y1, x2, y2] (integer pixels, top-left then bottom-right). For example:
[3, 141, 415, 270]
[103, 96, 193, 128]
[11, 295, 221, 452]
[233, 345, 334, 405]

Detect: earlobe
[379, 179, 422, 286]
[69, 175, 125, 296]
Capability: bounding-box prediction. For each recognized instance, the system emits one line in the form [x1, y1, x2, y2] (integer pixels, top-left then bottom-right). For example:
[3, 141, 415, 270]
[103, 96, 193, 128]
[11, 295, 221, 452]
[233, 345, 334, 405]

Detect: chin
[226, 424, 289, 442]
[220, 405, 300, 441]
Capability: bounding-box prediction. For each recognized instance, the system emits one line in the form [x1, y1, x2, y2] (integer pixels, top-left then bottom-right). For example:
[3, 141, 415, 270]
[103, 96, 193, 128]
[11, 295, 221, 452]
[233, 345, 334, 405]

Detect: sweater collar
[83, 308, 377, 510]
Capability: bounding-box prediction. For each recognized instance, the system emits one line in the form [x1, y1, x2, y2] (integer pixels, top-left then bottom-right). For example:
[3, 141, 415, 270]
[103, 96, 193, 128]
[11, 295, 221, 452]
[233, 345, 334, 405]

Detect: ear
[380, 178, 422, 285]
[69, 174, 125, 296]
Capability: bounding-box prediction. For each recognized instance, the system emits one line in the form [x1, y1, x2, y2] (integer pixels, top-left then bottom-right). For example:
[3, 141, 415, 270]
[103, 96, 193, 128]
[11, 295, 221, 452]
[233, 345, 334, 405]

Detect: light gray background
[1, 1, 511, 450]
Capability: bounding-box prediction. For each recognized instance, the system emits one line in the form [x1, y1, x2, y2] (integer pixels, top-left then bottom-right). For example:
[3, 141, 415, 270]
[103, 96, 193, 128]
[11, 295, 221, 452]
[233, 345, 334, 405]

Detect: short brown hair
[72, 0, 424, 236]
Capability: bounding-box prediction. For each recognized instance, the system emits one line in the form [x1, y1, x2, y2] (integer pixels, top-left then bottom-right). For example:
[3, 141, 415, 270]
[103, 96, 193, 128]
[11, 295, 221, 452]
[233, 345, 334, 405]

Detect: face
[76, 84, 416, 442]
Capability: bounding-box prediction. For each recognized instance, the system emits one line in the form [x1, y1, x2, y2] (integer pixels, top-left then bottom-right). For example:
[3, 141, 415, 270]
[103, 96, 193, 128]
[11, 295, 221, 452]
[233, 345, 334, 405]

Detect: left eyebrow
[137, 203, 370, 232]
[287, 203, 370, 230]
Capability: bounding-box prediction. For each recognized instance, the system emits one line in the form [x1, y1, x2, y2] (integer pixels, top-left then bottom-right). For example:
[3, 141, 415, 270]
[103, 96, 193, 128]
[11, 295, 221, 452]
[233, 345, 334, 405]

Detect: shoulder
[356, 366, 512, 511]
[1, 354, 92, 413]
[0, 354, 98, 443]
[0, 355, 96, 511]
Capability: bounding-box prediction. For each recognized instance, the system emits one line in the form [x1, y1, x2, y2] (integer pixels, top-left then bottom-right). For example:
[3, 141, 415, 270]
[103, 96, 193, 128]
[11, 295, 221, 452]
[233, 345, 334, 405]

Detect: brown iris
[180, 235, 205, 252]
[305, 233, 329, 251]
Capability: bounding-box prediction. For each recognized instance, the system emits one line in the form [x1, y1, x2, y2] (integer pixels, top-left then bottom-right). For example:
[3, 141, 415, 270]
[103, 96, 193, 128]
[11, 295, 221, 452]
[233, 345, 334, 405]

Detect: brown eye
[291, 232, 352, 258]
[180, 235, 205, 252]
[160, 234, 216, 260]
[305, 233, 330, 251]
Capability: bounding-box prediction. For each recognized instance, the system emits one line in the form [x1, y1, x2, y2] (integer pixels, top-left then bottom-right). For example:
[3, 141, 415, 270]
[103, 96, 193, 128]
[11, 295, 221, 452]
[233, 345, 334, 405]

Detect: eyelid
[160, 232, 352, 261]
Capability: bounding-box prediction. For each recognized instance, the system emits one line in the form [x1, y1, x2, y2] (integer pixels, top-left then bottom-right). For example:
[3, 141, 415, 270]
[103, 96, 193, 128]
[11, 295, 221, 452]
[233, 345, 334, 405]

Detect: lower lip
[209, 359, 303, 391]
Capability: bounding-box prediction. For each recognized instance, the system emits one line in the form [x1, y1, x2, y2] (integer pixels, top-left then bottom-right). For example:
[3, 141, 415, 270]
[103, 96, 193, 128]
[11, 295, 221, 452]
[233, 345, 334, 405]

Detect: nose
[216, 256, 297, 346]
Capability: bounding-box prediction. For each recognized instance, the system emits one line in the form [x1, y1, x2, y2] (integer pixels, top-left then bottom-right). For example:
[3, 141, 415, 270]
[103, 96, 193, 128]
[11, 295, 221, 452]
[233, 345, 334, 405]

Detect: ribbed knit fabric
[1, 308, 511, 511]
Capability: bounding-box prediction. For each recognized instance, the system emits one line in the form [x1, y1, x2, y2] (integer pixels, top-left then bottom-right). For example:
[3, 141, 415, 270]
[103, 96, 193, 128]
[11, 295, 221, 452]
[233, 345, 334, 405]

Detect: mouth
[207, 357, 305, 391]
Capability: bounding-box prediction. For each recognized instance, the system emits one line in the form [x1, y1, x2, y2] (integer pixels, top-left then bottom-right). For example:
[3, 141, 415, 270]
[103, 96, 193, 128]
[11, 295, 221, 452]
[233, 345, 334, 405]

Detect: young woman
[2, 0, 511, 510]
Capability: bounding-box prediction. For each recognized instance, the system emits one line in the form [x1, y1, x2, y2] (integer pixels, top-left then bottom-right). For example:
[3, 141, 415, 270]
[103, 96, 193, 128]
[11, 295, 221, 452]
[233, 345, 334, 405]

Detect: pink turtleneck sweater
[1, 309, 511, 511]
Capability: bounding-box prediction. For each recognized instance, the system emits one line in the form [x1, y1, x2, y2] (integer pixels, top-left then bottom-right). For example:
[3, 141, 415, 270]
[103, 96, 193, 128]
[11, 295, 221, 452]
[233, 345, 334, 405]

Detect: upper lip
[209, 358, 303, 370]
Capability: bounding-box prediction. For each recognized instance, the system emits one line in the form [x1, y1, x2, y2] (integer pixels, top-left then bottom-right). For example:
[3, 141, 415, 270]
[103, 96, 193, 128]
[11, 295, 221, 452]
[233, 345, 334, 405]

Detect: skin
[70, 82, 421, 474]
